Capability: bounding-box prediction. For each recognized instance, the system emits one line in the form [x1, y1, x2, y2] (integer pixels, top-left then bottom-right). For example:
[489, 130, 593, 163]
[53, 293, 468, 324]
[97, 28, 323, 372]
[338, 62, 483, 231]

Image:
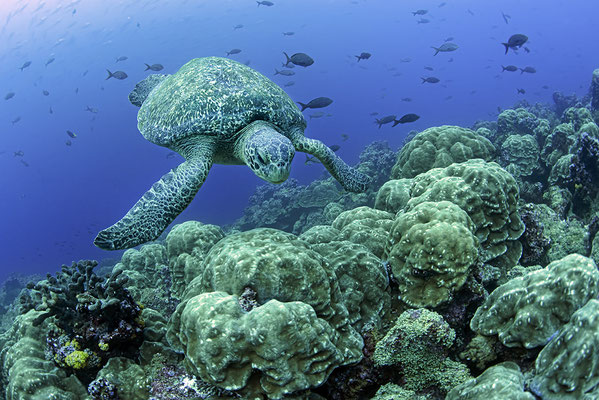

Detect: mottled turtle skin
[94, 57, 370, 251]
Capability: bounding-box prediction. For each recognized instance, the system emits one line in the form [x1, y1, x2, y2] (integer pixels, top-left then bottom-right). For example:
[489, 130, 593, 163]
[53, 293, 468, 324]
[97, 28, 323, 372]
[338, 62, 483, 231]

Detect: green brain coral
[390, 125, 495, 179]
[529, 299, 599, 399]
[447, 362, 534, 400]
[331, 206, 394, 258]
[470, 254, 599, 348]
[386, 201, 478, 307]
[500, 134, 539, 177]
[407, 159, 524, 270]
[374, 178, 412, 214]
[166, 228, 363, 399]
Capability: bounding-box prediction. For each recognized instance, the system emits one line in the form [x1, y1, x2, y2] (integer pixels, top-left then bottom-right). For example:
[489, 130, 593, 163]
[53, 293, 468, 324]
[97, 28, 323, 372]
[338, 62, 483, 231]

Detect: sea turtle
[94, 57, 370, 250]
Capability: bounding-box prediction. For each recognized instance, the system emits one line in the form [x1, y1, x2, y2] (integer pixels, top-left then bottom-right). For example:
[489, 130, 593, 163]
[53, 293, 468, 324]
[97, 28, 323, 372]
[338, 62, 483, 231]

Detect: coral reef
[447, 362, 534, 400]
[407, 159, 524, 270]
[529, 299, 599, 399]
[373, 178, 412, 214]
[592, 68, 599, 114]
[470, 254, 599, 348]
[166, 229, 363, 399]
[373, 308, 471, 395]
[386, 201, 478, 307]
[390, 125, 495, 179]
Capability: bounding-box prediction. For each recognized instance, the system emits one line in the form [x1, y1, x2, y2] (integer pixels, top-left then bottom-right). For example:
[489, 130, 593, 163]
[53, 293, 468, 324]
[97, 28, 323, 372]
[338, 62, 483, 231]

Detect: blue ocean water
[0, 0, 595, 282]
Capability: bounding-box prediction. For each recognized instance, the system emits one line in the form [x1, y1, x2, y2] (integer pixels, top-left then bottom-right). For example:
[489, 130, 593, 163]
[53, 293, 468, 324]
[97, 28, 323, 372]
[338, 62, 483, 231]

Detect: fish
[393, 113, 420, 126]
[226, 48, 241, 56]
[144, 63, 164, 71]
[341, 134, 349, 141]
[467, 9, 474, 15]
[65, 140, 72, 146]
[14, 151, 24, 157]
[75, 88, 79, 94]
[19, 61, 31, 71]
[412, 9, 428, 15]
[502, 65, 518, 72]
[116, 56, 128, 62]
[424, 66, 434, 71]
[233, 24, 244, 30]
[283, 52, 314, 67]
[283, 81, 295, 87]
[542, 85, 550, 89]
[520, 66, 536, 74]
[66, 130, 77, 138]
[42, 90, 50, 96]
[297, 97, 333, 111]
[20, 160, 29, 167]
[355, 52, 371, 62]
[329, 145, 341, 152]
[502, 34, 528, 54]
[256, 1, 274, 6]
[11, 116, 21, 124]
[417, 18, 430, 24]
[370, 112, 379, 116]
[431, 42, 458, 55]
[517, 88, 526, 94]
[283, 31, 295, 36]
[438, 2, 446, 7]
[106, 70, 128, 80]
[5, 92, 15, 100]
[501, 12, 511, 24]
[445, 37, 454, 42]
[523, 47, 530, 53]
[421, 77, 440, 84]
[49, 107, 53, 114]
[444, 95, 453, 100]
[401, 97, 412, 102]
[274, 69, 295, 76]
[309, 111, 328, 119]
[45, 57, 55, 66]
[375, 115, 396, 128]
[305, 155, 320, 165]
[400, 57, 412, 63]
[85, 106, 98, 113]
[166, 152, 177, 159]
[282, 62, 295, 69]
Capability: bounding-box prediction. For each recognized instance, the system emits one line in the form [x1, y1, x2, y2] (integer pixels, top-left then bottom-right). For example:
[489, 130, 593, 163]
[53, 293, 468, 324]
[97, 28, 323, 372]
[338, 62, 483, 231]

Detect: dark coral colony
[1, 68, 599, 400]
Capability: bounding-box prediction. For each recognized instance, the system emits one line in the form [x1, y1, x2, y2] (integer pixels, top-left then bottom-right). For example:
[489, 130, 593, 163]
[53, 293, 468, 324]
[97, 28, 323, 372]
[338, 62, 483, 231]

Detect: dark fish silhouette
[85, 106, 98, 113]
[14, 151, 24, 157]
[297, 97, 333, 111]
[502, 65, 518, 72]
[42, 90, 50, 96]
[144, 63, 164, 71]
[66, 130, 77, 138]
[517, 88, 526, 94]
[19, 61, 31, 71]
[283, 52, 314, 67]
[283, 31, 295, 36]
[502, 34, 528, 54]
[401, 97, 412, 102]
[106, 70, 128, 80]
[393, 113, 420, 126]
[417, 18, 430, 24]
[341, 134, 349, 141]
[330, 145, 341, 152]
[274, 69, 295, 76]
[226, 48, 241, 56]
[520, 66, 536, 74]
[501, 12, 511, 24]
[49, 107, 53, 114]
[5, 92, 15, 100]
[283, 81, 295, 87]
[412, 9, 428, 15]
[65, 140, 72, 146]
[233, 24, 244, 30]
[375, 115, 396, 128]
[424, 66, 434, 71]
[20, 160, 29, 167]
[116, 56, 128, 62]
[305, 154, 320, 165]
[421, 76, 440, 83]
[45, 57, 55, 66]
[12, 116, 21, 124]
[256, 1, 274, 6]
[355, 52, 371, 62]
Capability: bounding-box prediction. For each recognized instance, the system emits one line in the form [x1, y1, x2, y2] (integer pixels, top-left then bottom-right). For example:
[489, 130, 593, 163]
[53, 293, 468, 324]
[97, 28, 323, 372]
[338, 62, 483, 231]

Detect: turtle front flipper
[289, 129, 371, 193]
[94, 153, 213, 250]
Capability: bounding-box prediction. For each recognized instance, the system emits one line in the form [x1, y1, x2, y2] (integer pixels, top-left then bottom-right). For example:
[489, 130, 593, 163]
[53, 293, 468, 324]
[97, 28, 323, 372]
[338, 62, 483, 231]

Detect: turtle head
[240, 121, 295, 184]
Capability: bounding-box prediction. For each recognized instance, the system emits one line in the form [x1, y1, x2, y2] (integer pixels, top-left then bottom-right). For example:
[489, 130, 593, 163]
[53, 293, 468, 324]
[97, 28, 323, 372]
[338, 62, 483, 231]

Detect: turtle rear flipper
[128, 74, 169, 107]
[94, 153, 213, 250]
[290, 129, 371, 193]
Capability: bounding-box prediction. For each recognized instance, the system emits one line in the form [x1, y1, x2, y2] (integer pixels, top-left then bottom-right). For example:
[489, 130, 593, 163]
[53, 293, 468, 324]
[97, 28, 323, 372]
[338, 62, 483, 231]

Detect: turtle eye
[257, 153, 266, 164]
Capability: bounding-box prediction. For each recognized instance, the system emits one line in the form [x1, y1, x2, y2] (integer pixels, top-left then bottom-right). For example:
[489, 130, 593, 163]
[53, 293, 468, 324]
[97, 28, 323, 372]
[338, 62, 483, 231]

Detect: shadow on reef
[1, 67, 599, 400]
